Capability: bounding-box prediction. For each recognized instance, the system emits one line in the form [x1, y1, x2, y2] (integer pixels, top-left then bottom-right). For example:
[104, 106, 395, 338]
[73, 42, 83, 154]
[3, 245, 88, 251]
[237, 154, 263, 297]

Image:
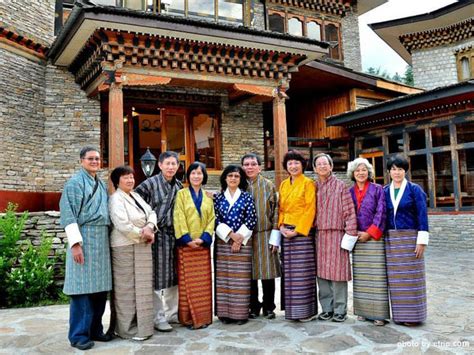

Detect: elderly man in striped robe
[241, 153, 281, 319]
[135, 151, 183, 332]
[313, 153, 357, 323]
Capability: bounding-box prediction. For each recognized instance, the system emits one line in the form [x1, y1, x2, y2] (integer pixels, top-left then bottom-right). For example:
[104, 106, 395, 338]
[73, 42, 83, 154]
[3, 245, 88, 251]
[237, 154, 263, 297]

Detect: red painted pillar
[108, 80, 124, 173]
[273, 91, 289, 189]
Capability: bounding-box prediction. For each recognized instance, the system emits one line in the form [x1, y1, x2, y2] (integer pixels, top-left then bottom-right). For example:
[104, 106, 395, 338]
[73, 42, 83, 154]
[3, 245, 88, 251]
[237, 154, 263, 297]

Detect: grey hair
[80, 146, 99, 159]
[347, 157, 374, 182]
[313, 153, 333, 168]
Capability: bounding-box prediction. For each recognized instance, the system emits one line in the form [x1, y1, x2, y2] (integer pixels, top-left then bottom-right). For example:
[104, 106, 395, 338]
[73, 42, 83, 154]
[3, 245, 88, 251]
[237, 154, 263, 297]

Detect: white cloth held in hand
[341, 233, 358, 252]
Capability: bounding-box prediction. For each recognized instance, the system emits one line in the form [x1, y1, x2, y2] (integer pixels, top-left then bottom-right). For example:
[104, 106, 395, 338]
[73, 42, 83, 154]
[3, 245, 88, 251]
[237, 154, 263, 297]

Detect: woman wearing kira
[384, 154, 429, 326]
[173, 162, 215, 330]
[109, 165, 157, 341]
[214, 165, 257, 325]
[347, 158, 390, 327]
[278, 150, 317, 322]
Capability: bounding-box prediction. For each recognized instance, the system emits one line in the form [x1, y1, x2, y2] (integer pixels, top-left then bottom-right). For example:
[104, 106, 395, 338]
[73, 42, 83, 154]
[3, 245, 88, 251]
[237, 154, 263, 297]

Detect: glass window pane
[307, 21, 321, 41]
[193, 114, 216, 169]
[457, 121, 474, 144]
[410, 155, 429, 205]
[162, 0, 185, 16]
[431, 126, 450, 147]
[433, 151, 454, 207]
[269, 13, 284, 33]
[288, 17, 303, 36]
[218, 0, 243, 24]
[325, 23, 340, 59]
[409, 130, 426, 150]
[125, 0, 144, 10]
[166, 114, 185, 155]
[189, 0, 215, 19]
[361, 136, 382, 150]
[461, 57, 470, 80]
[388, 133, 404, 154]
[458, 148, 474, 207]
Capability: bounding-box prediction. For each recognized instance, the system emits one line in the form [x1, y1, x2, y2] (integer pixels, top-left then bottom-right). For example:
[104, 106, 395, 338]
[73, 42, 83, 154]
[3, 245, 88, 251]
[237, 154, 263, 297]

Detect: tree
[403, 65, 414, 86]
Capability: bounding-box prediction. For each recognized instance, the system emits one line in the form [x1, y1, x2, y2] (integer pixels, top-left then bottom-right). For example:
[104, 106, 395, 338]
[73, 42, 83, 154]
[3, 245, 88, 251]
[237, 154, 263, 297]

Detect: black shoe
[219, 317, 233, 324]
[263, 310, 276, 319]
[91, 333, 113, 342]
[332, 314, 347, 322]
[248, 311, 259, 319]
[236, 319, 248, 325]
[317, 312, 334, 321]
[71, 340, 95, 350]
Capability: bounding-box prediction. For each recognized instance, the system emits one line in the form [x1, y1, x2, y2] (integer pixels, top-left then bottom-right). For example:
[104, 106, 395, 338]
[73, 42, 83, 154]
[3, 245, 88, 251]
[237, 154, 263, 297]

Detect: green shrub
[6, 233, 57, 307]
[0, 203, 27, 306]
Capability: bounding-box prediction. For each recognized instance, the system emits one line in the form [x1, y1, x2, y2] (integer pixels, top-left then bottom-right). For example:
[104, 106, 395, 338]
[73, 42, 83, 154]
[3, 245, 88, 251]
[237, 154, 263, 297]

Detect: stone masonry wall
[341, 7, 362, 72]
[0, 0, 56, 46]
[42, 65, 102, 192]
[221, 100, 264, 167]
[412, 38, 474, 90]
[0, 49, 46, 192]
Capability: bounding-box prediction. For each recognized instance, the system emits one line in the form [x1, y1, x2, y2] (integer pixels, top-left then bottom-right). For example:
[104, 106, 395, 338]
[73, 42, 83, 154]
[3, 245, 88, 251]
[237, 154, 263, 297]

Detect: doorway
[360, 151, 385, 185]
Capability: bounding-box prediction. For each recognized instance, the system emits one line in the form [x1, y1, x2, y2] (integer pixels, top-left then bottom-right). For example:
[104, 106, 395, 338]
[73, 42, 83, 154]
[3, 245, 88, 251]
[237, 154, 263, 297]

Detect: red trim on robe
[366, 224, 383, 240]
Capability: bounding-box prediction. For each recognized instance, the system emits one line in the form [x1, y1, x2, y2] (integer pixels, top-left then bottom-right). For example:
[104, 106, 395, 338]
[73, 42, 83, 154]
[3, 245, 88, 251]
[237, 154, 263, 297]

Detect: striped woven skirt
[282, 235, 317, 320]
[177, 246, 213, 328]
[111, 243, 154, 339]
[385, 229, 427, 323]
[352, 239, 390, 321]
[214, 239, 252, 320]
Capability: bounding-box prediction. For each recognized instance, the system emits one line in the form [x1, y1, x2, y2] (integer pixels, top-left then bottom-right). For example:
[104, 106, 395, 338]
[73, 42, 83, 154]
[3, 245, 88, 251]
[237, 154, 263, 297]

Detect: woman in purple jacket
[348, 158, 390, 326]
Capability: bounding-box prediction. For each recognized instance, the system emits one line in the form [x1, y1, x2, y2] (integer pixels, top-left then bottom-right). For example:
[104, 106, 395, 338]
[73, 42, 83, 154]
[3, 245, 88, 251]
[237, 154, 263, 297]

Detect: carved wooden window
[325, 23, 340, 60]
[456, 47, 473, 81]
[288, 17, 303, 36]
[307, 21, 321, 41]
[269, 13, 285, 33]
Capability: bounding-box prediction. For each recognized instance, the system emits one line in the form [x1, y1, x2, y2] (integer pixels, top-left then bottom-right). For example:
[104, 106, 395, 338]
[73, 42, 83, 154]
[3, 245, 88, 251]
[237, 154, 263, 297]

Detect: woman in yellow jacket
[173, 162, 215, 330]
[278, 150, 317, 322]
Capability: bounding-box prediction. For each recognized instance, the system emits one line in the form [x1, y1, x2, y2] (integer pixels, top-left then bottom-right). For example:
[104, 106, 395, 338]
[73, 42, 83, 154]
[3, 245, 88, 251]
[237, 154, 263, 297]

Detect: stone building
[2, 0, 412, 212]
[327, 0, 474, 247]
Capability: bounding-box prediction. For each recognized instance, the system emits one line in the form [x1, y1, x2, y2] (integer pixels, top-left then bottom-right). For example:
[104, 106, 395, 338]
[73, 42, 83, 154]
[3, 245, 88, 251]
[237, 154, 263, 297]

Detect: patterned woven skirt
[214, 239, 252, 320]
[282, 235, 317, 320]
[385, 229, 427, 323]
[177, 246, 213, 328]
[111, 243, 154, 339]
[352, 239, 390, 321]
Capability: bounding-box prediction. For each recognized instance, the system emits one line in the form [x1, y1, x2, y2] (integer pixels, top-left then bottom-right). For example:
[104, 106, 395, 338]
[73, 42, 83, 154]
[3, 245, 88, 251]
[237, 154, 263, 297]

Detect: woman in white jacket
[109, 165, 157, 341]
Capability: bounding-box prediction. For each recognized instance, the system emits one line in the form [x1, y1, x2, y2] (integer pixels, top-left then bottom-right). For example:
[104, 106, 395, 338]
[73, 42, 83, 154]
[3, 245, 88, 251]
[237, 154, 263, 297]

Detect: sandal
[373, 320, 385, 326]
[357, 316, 367, 321]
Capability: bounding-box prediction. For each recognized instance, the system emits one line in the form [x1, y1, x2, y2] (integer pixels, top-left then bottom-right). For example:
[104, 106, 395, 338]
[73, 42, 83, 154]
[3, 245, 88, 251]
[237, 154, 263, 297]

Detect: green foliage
[0, 203, 65, 308]
[0, 203, 27, 306]
[6, 233, 57, 307]
[365, 65, 415, 87]
[404, 65, 414, 86]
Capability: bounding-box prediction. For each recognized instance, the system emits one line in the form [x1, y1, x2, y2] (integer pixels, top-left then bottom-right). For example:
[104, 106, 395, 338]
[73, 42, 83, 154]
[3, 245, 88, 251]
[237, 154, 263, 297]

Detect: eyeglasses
[83, 157, 100, 161]
[243, 162, 258, 167]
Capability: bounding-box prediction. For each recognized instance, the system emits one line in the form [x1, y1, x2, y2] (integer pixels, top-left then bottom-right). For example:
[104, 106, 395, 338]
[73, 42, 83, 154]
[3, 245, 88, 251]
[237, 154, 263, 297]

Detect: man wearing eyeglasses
[60, 146, 112, 351]
[241, 153, 281, 320]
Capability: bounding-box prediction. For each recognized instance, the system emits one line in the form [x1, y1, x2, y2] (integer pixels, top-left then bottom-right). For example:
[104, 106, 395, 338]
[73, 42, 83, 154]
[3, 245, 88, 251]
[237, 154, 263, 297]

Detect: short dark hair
[387, 154, 409, 172]
[282, 150, 307, 172]
[80, 146, 99, 159]
[313, 153, 334, 169]
[159, 151, 179, 164]
[241, 153, 262, 166]
[220, 165, 248, 191]
[187, 161, 208, 185]
[110, 165, 135, 189]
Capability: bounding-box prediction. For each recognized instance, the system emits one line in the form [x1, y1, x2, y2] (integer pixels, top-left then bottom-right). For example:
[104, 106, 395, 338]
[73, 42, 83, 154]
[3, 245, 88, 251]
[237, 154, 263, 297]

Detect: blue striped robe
[60, 168, 112, 295]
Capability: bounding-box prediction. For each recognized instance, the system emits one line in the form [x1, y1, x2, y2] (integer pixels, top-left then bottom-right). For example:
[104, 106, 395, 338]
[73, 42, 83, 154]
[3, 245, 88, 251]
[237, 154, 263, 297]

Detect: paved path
[0, 248, 473, 354]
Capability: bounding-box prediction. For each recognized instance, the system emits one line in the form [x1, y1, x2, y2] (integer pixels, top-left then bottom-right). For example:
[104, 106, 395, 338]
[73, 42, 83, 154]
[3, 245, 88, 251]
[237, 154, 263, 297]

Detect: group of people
[60, 146, 429, 351]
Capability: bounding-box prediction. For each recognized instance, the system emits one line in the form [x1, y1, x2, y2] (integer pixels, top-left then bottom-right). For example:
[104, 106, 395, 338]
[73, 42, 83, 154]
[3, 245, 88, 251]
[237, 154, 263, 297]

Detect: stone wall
[42, 65, 102, 192]
[341, 7, 362, 72]
[0, 0, 56, 46]
[412, 38, 474, 90]
[0, 49, 46, 192]
[221, 100, 265, 167]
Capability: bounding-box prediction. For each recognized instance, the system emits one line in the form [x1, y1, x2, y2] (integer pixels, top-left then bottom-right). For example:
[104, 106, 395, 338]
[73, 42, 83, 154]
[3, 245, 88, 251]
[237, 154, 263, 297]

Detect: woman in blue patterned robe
[214, 165, 257, 325]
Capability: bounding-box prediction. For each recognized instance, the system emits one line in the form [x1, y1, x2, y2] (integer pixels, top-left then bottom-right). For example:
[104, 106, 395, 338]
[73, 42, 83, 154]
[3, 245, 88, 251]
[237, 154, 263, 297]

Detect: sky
[359, 0, 457, 76]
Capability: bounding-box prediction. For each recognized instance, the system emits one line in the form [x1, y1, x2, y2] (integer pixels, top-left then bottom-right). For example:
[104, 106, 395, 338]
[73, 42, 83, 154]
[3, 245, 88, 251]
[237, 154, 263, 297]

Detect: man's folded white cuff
[341, 233, 358, 252]
[416, 231, 429, 245]
[216, 223, 232, 242]
[65, 223, 83, 248]
[269, 229, 281, 247]
[237, 224, 253, 246]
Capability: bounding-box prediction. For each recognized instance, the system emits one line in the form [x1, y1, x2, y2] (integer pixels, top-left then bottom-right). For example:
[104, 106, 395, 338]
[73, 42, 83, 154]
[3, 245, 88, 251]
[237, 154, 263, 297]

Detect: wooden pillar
[273, 91, 289, 188]
[108, 80, 124, 172]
